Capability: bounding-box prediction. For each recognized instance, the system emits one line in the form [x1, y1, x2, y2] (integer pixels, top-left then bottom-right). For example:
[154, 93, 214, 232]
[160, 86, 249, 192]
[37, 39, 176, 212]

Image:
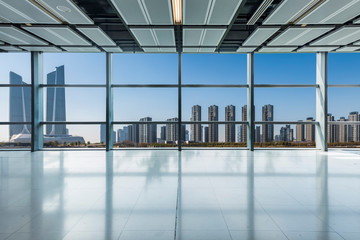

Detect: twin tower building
[9, 66, 81, 143]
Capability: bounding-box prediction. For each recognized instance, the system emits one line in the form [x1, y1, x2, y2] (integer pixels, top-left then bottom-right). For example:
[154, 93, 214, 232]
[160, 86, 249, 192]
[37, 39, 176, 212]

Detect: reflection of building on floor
[9, 66, 85, 144]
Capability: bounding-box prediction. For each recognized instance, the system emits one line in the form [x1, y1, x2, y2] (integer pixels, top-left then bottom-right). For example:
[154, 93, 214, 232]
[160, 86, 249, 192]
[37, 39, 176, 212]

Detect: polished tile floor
[1, 149, 360, 240]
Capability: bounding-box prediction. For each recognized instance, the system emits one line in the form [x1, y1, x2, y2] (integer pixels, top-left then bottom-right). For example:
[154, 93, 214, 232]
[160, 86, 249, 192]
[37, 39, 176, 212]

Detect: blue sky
[0, 52, 359, 142]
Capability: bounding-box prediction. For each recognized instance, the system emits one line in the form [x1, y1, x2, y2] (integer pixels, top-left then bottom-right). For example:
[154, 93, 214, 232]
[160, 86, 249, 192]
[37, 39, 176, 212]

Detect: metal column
[31, 52, 43, 152]
[247, 53, 255, 151]
[178, 53, 182, 151]
[316, 52, 328, 151]
[106, 53, 113, 151]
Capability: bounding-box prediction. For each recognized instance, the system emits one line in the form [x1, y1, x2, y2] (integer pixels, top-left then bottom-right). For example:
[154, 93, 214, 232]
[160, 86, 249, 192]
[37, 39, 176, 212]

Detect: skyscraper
[225, 105, 236, 142]
[348, 112, 359, 142]
[296, 120, 305, 142]
[139, 117, 157, 143]
[305, 117, 315, 142]
[46, 65, 66, 135]
[241, 105, 247, 143]
[338, 117, 348, 143]
[9, 72, 31, 139]
[208, 105, 218, 143]
[117, 126, 129, 142]
[100, 124, 116, 143]
[128, 124, 139, 144]
[204, 126, 209, 143]
[191, 105, 202, 142]
[280, 125, 293, 142]
[327, 114, 336, 143]
[160, 126, 166, 141]
[255, 126, 261, 143]
[262, 104, 274, 142]
[166, 117, 178, 142]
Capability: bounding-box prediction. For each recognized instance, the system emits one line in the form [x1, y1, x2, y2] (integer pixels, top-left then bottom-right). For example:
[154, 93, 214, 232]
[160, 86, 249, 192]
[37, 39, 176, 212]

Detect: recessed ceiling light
[56, 6, 71, 13]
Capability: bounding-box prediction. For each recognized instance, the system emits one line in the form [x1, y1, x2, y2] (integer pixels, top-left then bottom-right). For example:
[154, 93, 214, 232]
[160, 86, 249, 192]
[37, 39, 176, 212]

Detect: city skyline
[1, 52, 360, 143]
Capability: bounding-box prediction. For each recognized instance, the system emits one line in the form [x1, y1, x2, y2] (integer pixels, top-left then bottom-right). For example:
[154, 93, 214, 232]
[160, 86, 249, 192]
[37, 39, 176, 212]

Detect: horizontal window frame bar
[0, 84, 31, 87]
[41, 121, 105, 125]
[40, 84, 106, 88]
[254, 121, 319, 125]
[328, 121, 360, 125]
[182, 84, 248, 88]
[254, 84, 319, 88]
[0, 122, 32, 125]
[182, 121, 247, 124]
[112, 84, 178, 88]
[113, 121, 177, 125]
[328, 84, 360, 87]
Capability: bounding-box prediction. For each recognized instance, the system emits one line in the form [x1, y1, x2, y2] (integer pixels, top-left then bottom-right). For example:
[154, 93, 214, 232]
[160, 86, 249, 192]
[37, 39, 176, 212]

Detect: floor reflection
[0, 150, 359, 240]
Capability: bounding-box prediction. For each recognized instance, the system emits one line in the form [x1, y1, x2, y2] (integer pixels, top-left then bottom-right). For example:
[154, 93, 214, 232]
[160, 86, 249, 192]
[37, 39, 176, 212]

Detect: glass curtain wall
[0, 53, 31, 149]
[327, 53, 360, 148]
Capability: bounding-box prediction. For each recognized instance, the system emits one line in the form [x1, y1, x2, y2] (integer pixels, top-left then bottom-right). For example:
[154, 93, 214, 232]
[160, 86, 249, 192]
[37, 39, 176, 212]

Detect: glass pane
[255, 88, 315, 121]
[43, 53, 106, 84]
[43, 87, 105, 121]
[328, 88, 360, 147]
[0, 53, 31, 84]
[113, 54, 178, 84]
[255, 53, 316, 84]
[182, 54, 246, 84]
[0, 124, 31, 149]
[43, 124, 102, 148]
[182, 88, 246, 121]
[0, 86, 32, 122]
[114, 124, 178, 148]
[254, 124, 315, 148]
[329, 53, 360, 84]
[113, 88, 178, 121]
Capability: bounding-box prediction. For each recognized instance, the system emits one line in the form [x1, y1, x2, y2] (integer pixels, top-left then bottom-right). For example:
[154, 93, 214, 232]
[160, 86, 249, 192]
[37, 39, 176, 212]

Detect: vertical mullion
[106, 53, 113, 151]
[178, 53, 182, 151]
[31, 52, 43, 152]
[316, 52, 328, 151]
[247, 53, 255, 151]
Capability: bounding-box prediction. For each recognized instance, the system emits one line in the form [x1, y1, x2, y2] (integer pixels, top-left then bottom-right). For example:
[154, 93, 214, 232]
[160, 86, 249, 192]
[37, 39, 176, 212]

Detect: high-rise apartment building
[117, 126, 129, 142]
[225, 105, 236, 142]
[46, 65, 66, 135]
[191, 105, 202, 142]
[128, 124, 139, 144]
[338, 117, 348, 143]
[255, 126, 261, 143]
[241, 105, 247, 143]
[9, 72, 31, 139]
[305, 117, 315, 142]
[204, 126, 209, 142]
[100, 124, 116, 144]
[139, 117, 157, 143]
[262, 104, 274, 142]
[348, 112, 359, 142]
[208, 105, 218, 143]
[280, 125, 293, 142]
[166, 118, 178, 142]
[160, 126, 166, 141]
[296, 120, 305, 142]
[327, 114, 338, 143]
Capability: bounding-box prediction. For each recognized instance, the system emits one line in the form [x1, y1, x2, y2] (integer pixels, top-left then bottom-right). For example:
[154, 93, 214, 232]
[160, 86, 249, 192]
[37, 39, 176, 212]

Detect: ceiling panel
[77, 27, 116, 46]
[0, 26, 47, 45]
[0, 46, 23, 51]
[183, 0, 243, 25]
[142, 47, 176, 52]
[263, 0, 314, 25]
[268, 27, 333, 46]
[110, 0, 172, 25]
[311, 27, 360, 46]
[34, 0, 93, 24]
[297, 46, 338, 52]
[259, 47, 297, 53]
[23, 26, 91, 46]
[183, 47, 216, 53]
[131, 28, 175, 46]
[236, 47, 257, 53]
[102, 47, 123, 53]
[335, 46, 360, 52]
[242, 27, 279, 46]
[20, 46, 62, 52]
[299, 0, 360, 24]
[183, 28, 226, 46]
[62, 46, 100, 52]
[0, 0, 58, 23]
[183, 0, 211, 25]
